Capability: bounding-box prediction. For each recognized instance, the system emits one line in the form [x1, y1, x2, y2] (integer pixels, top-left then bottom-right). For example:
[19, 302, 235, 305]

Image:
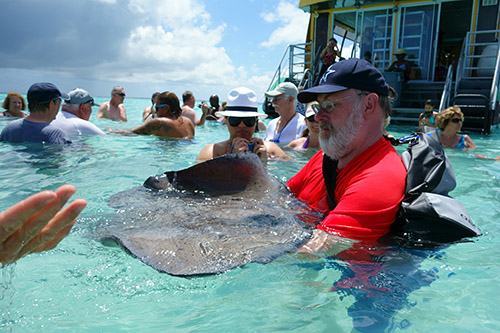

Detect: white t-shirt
[51, 111, 105, 138]
[263, 113, 306, 145]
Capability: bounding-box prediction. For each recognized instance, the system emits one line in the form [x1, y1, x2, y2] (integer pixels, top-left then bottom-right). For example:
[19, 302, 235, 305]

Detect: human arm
[132, 119, 171, 136]
[142, 106, 154, 122]
[263, 140, 290, 160]
[0, 185, 87, 265]
[118, 105, 127, 122]
[464, 135, 477, 149]
[196, 103, 209, 126]
[97, 103, 108, 119]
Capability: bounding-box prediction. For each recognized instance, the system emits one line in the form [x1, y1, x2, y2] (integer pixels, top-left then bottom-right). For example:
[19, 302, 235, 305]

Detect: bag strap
[322, 154, 339, 210]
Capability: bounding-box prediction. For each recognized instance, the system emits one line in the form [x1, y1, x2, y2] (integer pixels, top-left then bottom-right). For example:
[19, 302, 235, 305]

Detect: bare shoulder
[286, 138, 306, 149]
[181, 105, 195, 115]
[197, 143, 216, 161]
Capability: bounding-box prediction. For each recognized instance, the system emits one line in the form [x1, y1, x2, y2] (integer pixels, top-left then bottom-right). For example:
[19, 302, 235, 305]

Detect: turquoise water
[1, 94, 499, 332]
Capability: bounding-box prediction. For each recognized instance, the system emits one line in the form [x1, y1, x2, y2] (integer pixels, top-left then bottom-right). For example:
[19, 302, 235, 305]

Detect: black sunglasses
[450, 118, 463, 123]
[227, 117, 257, 127]
[306, 115, 316, 122]
[114, 92, 126, 97]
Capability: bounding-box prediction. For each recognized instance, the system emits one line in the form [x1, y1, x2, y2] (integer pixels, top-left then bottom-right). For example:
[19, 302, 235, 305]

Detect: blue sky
[0, 0, 311, 101]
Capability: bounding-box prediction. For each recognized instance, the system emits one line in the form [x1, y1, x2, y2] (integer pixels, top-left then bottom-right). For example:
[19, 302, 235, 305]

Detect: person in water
[0, 82, 71, 144]
[285, 102, 320, 150]
[436, 106, 476, 150]
[130, 91, 195, 139]
[287, 58, 406, 252]
[197, 87, 287, 163]
[263, 82, 306, 145]
[1, 92, 27, 118]
[418, 99, 438, 128]
[181, 91, 209, 126]
[142, 92, 160, 122]
[51, 88, 105, 138]
[387, 48, 411, 82]
[97, 86, 128, 122]
[0, 185, 87, 265]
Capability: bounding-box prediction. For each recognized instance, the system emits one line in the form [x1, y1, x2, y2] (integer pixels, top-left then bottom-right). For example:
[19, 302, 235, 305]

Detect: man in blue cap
[286, 59, 407, 251]
[0, 82, 71, 144]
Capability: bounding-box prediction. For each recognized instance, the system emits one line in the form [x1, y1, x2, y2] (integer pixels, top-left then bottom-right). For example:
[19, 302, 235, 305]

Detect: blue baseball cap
[27, 82, 69, 104]
[298, 58, 390, 103]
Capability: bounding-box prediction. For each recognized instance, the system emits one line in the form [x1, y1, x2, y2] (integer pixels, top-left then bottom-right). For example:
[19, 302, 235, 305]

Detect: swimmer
[436, 106, 476, 150]
[285, 101, 320, 150]
[197, 87, 287, 163]
[1, 92, 27, 118]
[288, 58, 406, 252]
[418, 99, 438, 128]
[97, 86, 128, 122]
[130, 91, 194, 139]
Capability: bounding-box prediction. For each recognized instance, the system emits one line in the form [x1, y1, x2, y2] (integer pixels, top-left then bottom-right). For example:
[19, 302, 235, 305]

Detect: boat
[264, 0, 500, 134]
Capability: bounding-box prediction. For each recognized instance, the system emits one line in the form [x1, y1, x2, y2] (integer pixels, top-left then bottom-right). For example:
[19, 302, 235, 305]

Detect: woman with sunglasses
[286, 102, 320, 150]
[197, 87, 287, 162]
[436, 106, 476, 150]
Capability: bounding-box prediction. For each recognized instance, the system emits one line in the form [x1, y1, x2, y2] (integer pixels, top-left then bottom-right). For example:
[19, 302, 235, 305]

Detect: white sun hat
[215, 87, 268, 118]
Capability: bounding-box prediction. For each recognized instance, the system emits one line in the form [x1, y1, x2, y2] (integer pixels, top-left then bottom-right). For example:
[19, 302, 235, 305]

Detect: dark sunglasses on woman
[450, 118, 463, 123]
[227, 117, 257, 127]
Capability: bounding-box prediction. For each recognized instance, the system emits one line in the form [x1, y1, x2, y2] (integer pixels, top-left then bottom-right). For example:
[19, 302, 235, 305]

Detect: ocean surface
[1, 93, 499, 332]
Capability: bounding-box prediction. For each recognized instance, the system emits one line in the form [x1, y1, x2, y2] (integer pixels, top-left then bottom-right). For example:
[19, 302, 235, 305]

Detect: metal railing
[265, 42, 314, 94]
[490, 45, 500, 110]
[439, 64, 454, 111]
[454, 30, 500, 108]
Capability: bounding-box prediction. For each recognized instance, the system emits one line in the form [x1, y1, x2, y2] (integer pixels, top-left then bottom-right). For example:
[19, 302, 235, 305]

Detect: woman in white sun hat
[197, 87, 288, 163]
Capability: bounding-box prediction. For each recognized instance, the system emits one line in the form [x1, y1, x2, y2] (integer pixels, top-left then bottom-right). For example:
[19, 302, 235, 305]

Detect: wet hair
[182, 91, 193, 103]
[425, 99, 434, 107]
[151, 92, 160, 104]
[209, 94, 219, 107]
[157, 91, 182, 117]
[2, 92, 26, 111]
[436, 106, 464, 130]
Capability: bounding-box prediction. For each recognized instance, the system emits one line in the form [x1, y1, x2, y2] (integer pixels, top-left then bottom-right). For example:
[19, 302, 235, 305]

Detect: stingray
[96, 153, 318, 276]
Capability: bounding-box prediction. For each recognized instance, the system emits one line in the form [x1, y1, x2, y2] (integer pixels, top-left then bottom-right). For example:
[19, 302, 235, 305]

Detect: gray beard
[319, 106, 363, 160]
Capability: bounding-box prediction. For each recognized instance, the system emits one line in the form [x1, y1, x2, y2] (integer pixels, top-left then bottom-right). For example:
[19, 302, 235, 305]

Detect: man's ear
[363, 93, 379, 119]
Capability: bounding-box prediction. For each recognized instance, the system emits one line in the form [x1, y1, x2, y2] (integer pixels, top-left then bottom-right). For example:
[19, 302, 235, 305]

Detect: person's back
[132, 91, 195, 139]
[52, 111, 104, 138]
[1, 118, 70, 144]
[51, 88, 104, 138]
[139, 116, 194, 138]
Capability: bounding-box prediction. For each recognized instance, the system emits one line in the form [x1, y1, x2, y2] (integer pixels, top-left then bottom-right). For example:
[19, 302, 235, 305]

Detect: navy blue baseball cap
[27, 82, 69, 104]
[298, 58, 390, 103]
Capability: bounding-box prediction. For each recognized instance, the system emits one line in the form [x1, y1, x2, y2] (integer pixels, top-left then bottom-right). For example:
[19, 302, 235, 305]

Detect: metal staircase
[263, 42, 316, 117]
[449, 30, 500, 134]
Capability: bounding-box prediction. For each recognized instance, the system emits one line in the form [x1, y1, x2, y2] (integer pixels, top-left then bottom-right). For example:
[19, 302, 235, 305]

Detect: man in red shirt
[287, 59, 407, 251]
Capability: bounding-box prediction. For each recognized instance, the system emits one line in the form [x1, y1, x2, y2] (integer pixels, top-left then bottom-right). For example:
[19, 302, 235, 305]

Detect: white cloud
[91, 0, 240, 92]
[260, 1, 310, 48]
